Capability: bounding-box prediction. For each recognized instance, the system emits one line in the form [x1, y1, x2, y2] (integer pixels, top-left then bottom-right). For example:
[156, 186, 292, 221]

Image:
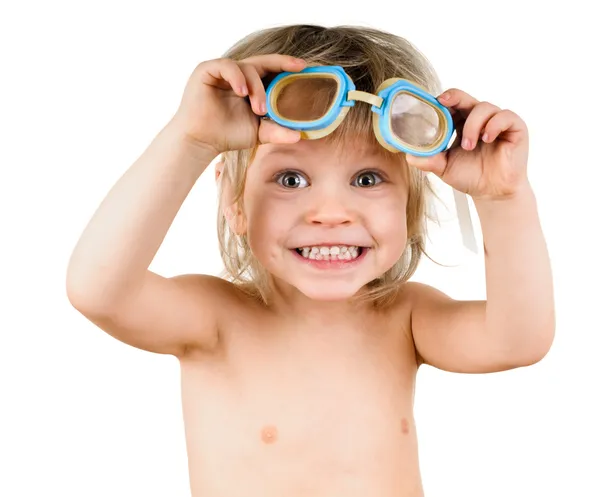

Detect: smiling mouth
[293, 245, 366, 261]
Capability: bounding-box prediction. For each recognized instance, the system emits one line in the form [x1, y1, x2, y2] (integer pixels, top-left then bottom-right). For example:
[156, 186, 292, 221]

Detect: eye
[276, 171, 309, 189]
[352, 171, 383, 188]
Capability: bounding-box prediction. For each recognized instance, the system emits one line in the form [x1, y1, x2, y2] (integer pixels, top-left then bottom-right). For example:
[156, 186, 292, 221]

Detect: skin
[241, 137, 409, 305]
[67, 53, 555, 496]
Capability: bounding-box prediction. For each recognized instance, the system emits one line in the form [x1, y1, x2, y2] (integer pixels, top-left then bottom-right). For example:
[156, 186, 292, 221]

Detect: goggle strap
[453, 189, 478, 254]
[347, 90, 383, 108]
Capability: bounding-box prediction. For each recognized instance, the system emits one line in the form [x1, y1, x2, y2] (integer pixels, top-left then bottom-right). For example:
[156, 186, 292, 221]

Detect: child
[66, 24, 555, 497]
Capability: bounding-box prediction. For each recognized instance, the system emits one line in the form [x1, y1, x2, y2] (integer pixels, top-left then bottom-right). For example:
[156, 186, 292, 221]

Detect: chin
[293, 280, 365, 302]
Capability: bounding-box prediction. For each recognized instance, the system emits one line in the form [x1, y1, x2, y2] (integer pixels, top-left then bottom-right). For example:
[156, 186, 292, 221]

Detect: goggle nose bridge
[346, 90, 384, 109]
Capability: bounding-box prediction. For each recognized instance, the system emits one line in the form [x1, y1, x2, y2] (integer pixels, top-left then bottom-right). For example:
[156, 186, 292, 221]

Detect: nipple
[260, 425, 278, 444]
[401, 417, 410, 435]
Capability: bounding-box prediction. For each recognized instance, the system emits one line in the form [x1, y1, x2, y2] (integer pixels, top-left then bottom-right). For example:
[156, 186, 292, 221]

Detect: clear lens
[274, 76, 338, 122]
[390, 92, 443, 148]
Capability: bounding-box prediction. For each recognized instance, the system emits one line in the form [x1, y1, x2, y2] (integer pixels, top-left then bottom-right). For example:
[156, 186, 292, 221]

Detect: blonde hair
[216, 24, 441, 307]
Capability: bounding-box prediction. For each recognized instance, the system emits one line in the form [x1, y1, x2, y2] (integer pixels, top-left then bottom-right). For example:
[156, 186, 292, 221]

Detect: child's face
[241, 136, 409, 302]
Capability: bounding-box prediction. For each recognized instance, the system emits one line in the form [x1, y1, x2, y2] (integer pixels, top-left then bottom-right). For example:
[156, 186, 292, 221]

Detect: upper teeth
[297, 245, 362, 260]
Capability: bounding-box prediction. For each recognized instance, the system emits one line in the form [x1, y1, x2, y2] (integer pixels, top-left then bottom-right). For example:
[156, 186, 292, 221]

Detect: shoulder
[399, 281, 456, 310]
[172, 273, 266, 328]
[385, 281, 452, 366]
[174, 274, 272, 358]
[171, 273, 263, 308]
[387, 280, 447, 311]
[171, 272, 236, 292]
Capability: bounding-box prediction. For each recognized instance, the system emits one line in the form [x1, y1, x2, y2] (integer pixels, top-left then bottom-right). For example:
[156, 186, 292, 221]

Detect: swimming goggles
[264, 65, 477, 253]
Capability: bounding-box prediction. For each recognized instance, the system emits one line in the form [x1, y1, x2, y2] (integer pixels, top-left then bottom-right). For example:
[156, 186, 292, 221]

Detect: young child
[66, 24, 555, 497]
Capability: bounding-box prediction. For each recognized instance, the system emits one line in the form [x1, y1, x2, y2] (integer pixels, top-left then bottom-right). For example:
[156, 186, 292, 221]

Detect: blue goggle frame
[265, 65, 455, 157]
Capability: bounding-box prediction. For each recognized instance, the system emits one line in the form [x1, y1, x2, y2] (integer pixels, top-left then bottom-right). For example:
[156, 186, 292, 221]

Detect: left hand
[405, 89, 529, 200]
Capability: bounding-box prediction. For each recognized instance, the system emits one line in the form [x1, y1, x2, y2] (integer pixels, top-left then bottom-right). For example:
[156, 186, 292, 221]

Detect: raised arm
[66, 121, 222, 356]
[66, 55, 306, 357]
[408, 187, 554, 373]
[406, 88, 555, 373]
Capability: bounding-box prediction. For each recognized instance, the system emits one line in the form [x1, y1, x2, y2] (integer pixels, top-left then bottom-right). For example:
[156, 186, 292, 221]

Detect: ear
[214, 159, 224, 182]
[223, 203, 247, 235]
[216, 160, 247, 235]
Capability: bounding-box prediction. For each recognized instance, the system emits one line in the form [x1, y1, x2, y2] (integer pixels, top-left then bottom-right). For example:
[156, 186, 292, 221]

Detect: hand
[172, 54, 307, 155]
[405, 89, 530, 200]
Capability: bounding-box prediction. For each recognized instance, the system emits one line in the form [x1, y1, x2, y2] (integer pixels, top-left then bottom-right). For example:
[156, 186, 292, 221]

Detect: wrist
[163, 117, 221, 166]
[473, 181, 536, 214]
[473, 182, 541, 244]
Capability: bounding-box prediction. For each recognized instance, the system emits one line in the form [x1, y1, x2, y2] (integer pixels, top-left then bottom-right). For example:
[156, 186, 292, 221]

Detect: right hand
[173, 54, 307, 155]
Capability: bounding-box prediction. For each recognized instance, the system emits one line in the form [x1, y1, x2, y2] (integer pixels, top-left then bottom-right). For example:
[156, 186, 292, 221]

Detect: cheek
[369, 195, 408, 236]
[364, 196, 409, 261]
[244, 191, 292, 255]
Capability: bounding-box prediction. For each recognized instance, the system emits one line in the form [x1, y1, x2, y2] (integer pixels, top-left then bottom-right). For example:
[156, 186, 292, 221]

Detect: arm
[410, 184, 555, 373]
[66, 119, 221, 357]
[66, 55, 308, 358]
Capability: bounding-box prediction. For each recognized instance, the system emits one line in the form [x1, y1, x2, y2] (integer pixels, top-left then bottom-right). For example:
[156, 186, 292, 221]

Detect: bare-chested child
[66, 24, 555, 497]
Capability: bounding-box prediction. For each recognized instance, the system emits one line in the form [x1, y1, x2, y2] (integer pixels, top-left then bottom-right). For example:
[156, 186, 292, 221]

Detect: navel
[260, 425, 278, 444]
[401, 417, 410, 435]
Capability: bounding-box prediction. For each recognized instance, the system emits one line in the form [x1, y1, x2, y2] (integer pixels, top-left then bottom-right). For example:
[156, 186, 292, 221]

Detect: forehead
[254, 135, 401, 165]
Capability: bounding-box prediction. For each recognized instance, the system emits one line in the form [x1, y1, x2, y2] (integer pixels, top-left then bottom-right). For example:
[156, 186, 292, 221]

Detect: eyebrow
[260, 147, 303, 158]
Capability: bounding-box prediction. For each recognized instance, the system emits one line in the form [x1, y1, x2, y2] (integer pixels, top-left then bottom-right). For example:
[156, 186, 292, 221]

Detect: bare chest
[179, 321, 418, 467]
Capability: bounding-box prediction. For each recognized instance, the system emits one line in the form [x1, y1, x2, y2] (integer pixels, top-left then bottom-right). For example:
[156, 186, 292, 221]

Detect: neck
[266, 277, 375, 327]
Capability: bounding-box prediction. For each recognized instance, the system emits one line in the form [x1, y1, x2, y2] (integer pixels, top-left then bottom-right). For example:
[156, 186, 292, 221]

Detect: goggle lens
[274, 76, 339, 122]
[389, 92, 444, 148]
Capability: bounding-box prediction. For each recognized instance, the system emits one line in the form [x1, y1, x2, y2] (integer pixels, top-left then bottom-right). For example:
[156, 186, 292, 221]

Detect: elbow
[66, 269, 87, 310]
[489, 307, 556, 367]
[65, 270, 120, 316]
[533, 325, 555, 364]
[532, 310, 556, 362]
[66, 278, 105, 315]
[66, 266, 143, 318]
[511, 322, 556, 367]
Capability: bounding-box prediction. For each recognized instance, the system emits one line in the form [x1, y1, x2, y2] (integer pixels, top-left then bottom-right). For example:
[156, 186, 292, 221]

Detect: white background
[1, 1, 599, 496]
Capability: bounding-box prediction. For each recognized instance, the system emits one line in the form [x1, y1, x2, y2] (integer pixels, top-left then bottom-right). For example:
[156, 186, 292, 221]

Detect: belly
[179, 351, 422, 497]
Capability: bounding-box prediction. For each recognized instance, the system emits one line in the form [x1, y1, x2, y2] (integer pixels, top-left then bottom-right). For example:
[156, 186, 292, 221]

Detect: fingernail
[440, 92, 450, 101]
[462, 138, 471, 149]
[260, 102, 267, 114]
[240, 86, 248, 96]
[482, 132, 489, 142]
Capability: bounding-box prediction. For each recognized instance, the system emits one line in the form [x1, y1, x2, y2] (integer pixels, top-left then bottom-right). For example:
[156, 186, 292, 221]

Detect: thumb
[405, 152, 448, 177]
[258, 119, 301, 145]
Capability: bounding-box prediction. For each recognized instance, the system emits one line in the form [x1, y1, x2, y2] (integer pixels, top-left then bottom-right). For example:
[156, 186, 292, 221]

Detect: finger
[482, 109, 527, 144]
[461, 101, 501, 150]
[202, 59, 249, 97]
[438, 88, 480, 116]
[258, 119, 301, 145]
[405, 151, 448, 178]
[238, 63, 266, 115]
[242, 54, 306, 77]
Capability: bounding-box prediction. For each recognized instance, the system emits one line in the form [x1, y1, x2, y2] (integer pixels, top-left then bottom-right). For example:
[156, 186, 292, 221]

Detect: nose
[304, 188, 356, 226]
